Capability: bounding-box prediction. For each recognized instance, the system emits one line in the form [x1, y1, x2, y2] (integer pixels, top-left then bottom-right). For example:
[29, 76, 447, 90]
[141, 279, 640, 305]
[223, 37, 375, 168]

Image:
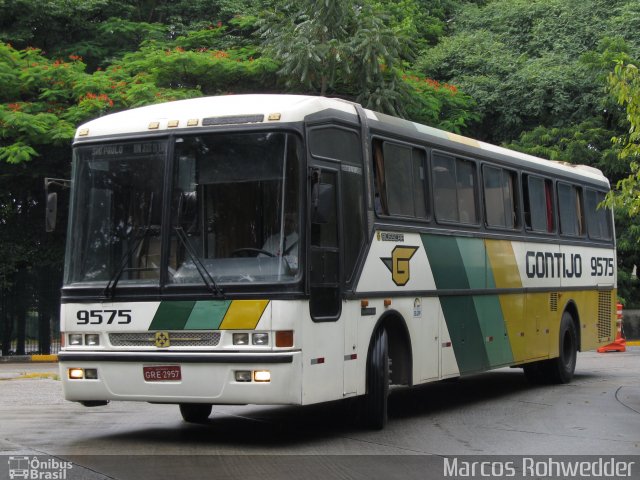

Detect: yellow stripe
[485, 240, 528, 362]
[219, 300, 269, 330]
[627, 340, 640, 347]
[485, 240, 522, 288]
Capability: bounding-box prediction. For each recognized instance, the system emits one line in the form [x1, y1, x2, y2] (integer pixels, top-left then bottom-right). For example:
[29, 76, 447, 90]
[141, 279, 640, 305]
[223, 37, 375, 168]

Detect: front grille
[597, 291, 613, 340]
[109, 331, 221, 347]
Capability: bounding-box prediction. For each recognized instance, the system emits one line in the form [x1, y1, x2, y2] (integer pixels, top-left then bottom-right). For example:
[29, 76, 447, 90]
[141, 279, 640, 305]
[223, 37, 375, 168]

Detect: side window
[483, 165, 518, 229]
[557, 182, 585, 237]
[432, 152, 478, 225]
[523, 175, 554, 233]
[309, 127, 361, 162]
[585, 189, 612, 240]
[372, 139, 427, 218]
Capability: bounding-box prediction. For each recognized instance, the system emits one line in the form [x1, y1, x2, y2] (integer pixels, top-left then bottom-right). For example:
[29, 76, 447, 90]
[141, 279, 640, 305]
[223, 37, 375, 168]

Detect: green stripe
[149, 301, 195, 330]
[184, 300, 231, 330]
[472, 295, 514, 367]
[150, 300, 234, 330]
[422, 234, 489, 374]
[422, 234, 470, 290]
[479, 248, 514, 366]
[457, 237, 486, 289]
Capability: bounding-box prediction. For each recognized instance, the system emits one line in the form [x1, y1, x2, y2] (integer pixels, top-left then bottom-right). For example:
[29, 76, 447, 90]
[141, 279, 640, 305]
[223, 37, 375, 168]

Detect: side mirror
[45, 192, 58, 232]
[44, 177, 71, 232]
[311, 183, 335, 224]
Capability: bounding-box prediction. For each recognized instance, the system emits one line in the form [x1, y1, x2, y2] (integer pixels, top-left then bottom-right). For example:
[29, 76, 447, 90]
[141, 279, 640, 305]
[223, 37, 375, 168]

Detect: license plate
[143, 365, 181, 382]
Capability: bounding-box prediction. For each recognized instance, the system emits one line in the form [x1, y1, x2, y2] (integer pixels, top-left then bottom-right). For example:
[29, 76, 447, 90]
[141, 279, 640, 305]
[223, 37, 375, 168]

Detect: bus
[58, 94, 617, 429]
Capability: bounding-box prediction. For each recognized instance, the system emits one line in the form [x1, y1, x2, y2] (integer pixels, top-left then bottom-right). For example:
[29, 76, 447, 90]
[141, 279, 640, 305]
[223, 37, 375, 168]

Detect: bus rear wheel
[361, 327, 390, 430]
[523, 312, 577, 385]
[543, 312, 578, 384]
[179, 403, 212, 423]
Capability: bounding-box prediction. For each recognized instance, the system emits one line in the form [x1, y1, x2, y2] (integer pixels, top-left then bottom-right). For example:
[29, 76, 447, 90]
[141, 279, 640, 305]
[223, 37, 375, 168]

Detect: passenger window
[432, 152, 478, 224]
[523, 175, 554, 233]
[483, 165, 518, 229]
[585, 189, 612, 240]
[557, 182, 585, 236]
[373, 139, 427, 218]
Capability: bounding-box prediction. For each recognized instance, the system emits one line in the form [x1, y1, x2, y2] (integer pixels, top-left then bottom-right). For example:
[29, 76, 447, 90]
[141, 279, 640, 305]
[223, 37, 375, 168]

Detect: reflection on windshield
[170, 132, 301, 285]
[64, 141, 166, 285]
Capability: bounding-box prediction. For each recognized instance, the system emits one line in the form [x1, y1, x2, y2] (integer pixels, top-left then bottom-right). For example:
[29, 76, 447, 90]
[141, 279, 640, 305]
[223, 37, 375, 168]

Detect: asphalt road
[0, 350, 639, 479]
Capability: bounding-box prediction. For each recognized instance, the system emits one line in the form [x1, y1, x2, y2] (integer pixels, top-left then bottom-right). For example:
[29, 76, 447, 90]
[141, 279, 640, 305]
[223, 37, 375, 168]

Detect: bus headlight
[69, 334, 83, 346]
[233, 333, 249, 345]
[252, 333, 269, 345]
[253, 370, 271, 382]
[85, 334, 100, 346]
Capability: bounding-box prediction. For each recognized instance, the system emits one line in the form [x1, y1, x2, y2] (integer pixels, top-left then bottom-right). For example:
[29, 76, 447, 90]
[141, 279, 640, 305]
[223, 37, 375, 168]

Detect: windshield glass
[64, 140, 167, 286]
[169, 132, 301, 285]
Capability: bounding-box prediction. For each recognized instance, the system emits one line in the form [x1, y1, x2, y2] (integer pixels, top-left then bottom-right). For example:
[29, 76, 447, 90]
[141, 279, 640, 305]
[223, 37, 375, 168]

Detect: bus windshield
[64, 140, 167, 286]
[64, 132, 301, 288]
[169, 132, 301, 285]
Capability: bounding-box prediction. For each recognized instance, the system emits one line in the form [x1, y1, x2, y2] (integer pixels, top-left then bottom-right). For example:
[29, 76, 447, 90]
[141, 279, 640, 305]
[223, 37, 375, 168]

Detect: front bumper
[59, 351, 302, 405]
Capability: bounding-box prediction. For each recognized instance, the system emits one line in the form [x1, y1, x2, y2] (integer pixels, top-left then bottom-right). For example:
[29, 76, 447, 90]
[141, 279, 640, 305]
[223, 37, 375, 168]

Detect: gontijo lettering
[526, 251, 582, 279]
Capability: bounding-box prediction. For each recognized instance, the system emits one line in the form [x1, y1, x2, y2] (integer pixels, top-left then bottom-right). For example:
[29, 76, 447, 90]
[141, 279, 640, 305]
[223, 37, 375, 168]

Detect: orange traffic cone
[598, 303, 626, 353]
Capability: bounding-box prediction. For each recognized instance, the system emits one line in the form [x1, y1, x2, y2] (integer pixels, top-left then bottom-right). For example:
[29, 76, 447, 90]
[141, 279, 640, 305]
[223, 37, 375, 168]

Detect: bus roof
[75, 94, 608, 186]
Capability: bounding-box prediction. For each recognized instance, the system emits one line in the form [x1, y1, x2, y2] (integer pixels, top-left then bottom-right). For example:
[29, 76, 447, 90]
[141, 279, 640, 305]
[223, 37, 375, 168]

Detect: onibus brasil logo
[8, 456, 73, 479]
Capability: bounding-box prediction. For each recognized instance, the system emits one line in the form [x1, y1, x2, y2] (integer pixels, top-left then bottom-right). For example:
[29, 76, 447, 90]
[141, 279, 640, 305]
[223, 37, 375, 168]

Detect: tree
[259, 0, 412, 115]
[607, 62, 640, 215]
[417, 0, 640, 142]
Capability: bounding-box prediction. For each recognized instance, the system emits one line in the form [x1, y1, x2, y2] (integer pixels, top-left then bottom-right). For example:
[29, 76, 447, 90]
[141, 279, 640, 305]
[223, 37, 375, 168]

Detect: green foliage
[402, 74, 478, 132]
[506, 121, 625, 180]
[418, 0, 640, 142]
[604, 61, 640, 248]
[259, 0, 412, 115]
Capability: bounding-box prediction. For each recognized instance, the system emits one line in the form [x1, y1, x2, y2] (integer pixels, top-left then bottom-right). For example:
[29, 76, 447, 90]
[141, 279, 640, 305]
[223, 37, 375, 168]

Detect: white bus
[58, 94, 616, 428]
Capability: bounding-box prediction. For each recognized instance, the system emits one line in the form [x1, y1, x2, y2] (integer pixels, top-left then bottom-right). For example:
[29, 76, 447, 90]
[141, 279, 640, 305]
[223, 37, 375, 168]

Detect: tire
[361, 327, 390, 430]
[179, 403, 212, 423]
[542, 312, 578, 384]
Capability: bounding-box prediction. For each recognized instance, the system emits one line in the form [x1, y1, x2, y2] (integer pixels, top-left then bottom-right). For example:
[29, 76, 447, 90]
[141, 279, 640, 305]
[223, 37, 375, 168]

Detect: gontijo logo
[381, 246, 419, 286]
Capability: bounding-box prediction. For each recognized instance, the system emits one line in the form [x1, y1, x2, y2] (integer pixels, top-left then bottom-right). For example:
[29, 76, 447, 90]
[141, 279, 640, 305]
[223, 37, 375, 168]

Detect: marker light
[69, 368, 84, 379]
[275, 330, 294, 348]
[253, 370, 271, 382]
[252, 333, 269, 346]
[85, 334, 100, 346]
[233, 333, 249, 345]
[69, 334, 83, 346]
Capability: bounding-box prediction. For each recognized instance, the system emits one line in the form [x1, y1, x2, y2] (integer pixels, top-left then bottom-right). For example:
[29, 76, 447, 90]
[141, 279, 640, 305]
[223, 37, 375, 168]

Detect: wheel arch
[367, 309, 413, 387]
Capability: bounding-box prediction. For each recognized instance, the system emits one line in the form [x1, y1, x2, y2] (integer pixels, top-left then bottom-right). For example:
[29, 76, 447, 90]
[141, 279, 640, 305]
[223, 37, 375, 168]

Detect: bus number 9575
[76, 309, 132, 325]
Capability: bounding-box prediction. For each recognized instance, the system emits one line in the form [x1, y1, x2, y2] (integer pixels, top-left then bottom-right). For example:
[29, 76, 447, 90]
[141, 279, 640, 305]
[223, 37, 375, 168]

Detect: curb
[0, 354, 58, 363]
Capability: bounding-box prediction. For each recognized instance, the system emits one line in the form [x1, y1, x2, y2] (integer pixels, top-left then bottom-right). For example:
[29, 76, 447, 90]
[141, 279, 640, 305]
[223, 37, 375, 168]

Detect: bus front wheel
[179, 403, 212, 423]
[361, 327, 390, 430]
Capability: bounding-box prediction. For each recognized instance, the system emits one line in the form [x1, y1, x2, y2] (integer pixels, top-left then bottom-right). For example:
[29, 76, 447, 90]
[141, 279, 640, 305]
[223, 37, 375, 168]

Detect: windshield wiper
[174, 226, 225, 298]
[102, 225, 157, 300]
